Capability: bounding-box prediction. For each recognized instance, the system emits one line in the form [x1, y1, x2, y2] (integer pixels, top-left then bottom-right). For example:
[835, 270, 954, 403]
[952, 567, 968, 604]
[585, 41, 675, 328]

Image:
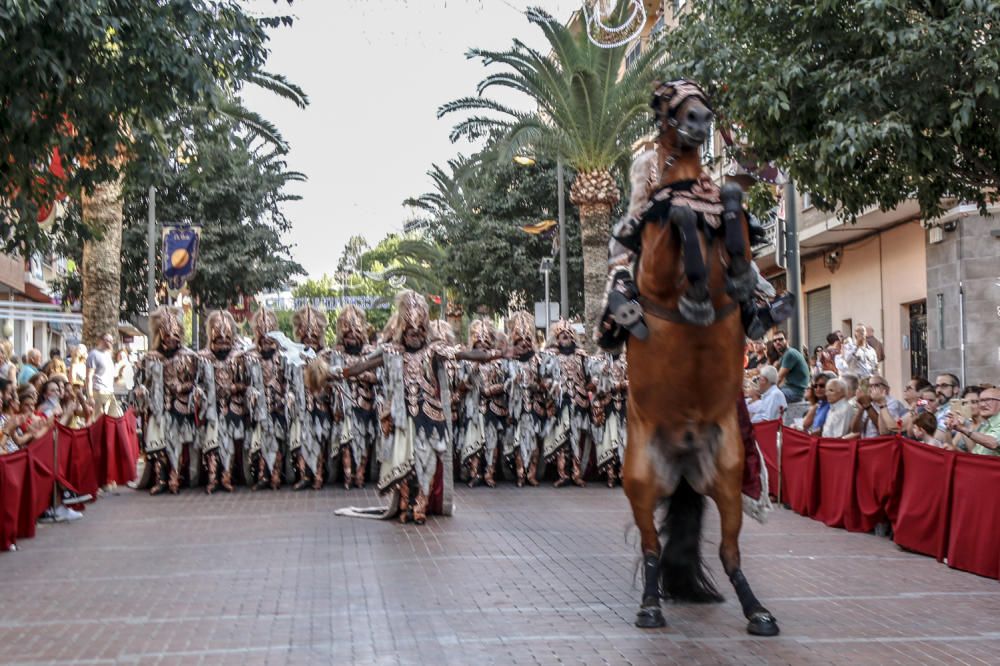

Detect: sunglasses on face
[811, 383, 826, 389]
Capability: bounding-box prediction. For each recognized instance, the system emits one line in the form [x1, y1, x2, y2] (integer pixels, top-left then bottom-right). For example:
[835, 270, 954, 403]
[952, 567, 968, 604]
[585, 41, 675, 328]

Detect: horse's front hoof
[635, 606, 666, 629]
[746, 611, 779, 636]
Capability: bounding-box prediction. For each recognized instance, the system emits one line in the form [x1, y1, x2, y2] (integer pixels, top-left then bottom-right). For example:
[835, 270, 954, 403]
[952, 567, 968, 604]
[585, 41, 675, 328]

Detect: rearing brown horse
[622, 81, 778, 636]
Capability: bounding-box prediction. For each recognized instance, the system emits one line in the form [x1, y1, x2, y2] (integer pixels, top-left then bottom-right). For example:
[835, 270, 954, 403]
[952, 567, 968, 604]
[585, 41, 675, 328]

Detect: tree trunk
[81, 179, 124, 348]
[577, 203, 613, 351]
[569, 169, 620, 352]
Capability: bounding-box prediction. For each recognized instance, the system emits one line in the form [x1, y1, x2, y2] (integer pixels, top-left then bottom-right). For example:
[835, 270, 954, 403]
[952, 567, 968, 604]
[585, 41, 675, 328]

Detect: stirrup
[607, 289, 649, 340]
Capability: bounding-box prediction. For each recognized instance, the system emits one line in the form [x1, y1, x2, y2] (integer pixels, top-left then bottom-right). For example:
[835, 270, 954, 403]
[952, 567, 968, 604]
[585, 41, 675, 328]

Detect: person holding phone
[948, 387, 1000, 455]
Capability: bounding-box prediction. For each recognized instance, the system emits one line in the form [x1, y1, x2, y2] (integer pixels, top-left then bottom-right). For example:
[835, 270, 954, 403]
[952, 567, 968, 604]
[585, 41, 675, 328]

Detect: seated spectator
[802, 371, 835, 435]
[16, 348, 42, 385]
[821, 378, 854, 438]
[841, 372, 860, 408]
[947, 387, 1000, 456]
[41, 348, 67, 377]
[841, 324, 878, 379]
[37, 379, 64, 419]
[746, 365, 787, 423]
[912, 411, 950, 449]
[745, 341, 768, 371]
[771, 331, 809, 403]
[28, 370, 48, 393]
[902, 376, 932, 409]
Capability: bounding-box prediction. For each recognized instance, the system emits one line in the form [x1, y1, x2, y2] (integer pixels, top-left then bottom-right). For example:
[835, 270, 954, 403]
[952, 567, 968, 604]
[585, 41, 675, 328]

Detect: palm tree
[80, 72, 307, 346]
[383, 237, 451, 318]
[439, 3, 666, 339]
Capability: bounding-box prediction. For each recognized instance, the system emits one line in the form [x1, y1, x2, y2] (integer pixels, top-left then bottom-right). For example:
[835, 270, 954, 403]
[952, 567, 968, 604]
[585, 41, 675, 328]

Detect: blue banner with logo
[162, 225, 201, 290]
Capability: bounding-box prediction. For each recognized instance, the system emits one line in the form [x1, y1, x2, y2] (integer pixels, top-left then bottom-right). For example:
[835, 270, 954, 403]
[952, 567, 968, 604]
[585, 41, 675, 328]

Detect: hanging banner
[162, 225, 201, 290]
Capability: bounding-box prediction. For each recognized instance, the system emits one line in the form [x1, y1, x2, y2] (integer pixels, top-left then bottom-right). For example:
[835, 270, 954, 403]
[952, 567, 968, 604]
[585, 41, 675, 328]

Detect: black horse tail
[659, 477, 724, 603]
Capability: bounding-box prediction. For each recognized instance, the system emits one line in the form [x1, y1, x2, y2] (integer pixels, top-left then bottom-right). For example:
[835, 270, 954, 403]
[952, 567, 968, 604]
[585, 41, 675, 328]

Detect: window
[806, 287, 832, 353]
[650, 15, 666, 40]
[625, 42, 642, 70]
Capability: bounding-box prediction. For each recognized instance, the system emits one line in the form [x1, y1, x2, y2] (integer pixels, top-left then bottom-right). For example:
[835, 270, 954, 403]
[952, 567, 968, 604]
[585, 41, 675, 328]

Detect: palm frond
[244, 71, 309, 108]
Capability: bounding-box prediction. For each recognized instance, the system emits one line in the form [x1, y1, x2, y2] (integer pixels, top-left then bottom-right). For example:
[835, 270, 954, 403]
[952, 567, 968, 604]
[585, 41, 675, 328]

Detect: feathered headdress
[546, 318, 578, 349]
[467, 318, 496, 349]
[205, 310, 237, 347]
[385, 290, 429, 344]
[507, 311, 536, 350]
[149, 306, 184, 352]
[251, 308, 279, 343]
[336, 304, 368, 343]
[293, 304, 328, 348]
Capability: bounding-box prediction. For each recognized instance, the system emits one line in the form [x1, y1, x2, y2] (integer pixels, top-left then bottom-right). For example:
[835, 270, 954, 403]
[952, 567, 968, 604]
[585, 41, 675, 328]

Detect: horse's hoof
[747, 611, 779, 636]
[679, 293, 715, 326]
[635, 606, 666, 629]
[726, 263, 756, 302]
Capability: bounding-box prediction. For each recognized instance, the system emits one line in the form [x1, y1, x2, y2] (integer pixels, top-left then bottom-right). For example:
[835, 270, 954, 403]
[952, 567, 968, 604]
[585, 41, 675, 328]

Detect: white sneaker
[37, 508, 57, 524]
[6, 544, 15, 552]
[53, 505, 83, 522]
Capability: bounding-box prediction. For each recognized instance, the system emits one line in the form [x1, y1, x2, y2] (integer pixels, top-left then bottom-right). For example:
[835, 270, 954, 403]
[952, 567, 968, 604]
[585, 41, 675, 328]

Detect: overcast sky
[241, 0, 583, 280]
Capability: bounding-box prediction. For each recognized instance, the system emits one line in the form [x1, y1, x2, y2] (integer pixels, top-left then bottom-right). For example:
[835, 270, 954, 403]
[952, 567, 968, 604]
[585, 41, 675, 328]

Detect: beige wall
[797, 221, 927, 392]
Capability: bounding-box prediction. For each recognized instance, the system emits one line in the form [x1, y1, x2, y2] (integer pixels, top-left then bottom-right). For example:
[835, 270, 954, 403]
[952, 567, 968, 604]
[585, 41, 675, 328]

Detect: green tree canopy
[1, 0, 299, 252]
[662, 0, 1000, 218]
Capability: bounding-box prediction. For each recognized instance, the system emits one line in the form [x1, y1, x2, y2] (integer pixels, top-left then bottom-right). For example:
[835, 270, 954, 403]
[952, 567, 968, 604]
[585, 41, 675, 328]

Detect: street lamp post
[147, 186, 156, 314]
[540, 257, 554, 339]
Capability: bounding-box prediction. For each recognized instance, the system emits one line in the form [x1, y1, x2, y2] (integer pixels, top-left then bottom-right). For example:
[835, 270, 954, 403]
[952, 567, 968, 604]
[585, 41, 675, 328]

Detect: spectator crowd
[744, 324, 999, 457]
[0, 335, 135, 534]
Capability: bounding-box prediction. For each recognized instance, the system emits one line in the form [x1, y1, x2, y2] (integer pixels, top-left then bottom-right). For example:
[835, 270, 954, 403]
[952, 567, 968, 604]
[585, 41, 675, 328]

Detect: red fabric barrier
[57, 424, 99, 500]
[812, 437, 858, 529]
[946, 453, 1000, 579]
[852, 436, 899, 533]
[0, 451, 28, 550]
[779, 427, 817, 515]
[751, 419, 780, 498]
[20, 433, 57, 539]
[101, 412, 139, 486]
[891, 440, 955, 561]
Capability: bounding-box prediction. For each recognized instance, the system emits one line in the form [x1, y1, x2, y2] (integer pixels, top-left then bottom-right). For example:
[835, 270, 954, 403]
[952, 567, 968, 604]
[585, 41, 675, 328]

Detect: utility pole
[557, 157, 568, 319]
[540, 257, 554, 340]
[147, 186, 156, 314]
[784, 180, 803, 351]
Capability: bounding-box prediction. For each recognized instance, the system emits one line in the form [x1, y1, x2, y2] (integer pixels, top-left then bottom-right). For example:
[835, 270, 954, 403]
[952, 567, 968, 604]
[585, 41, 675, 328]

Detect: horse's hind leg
[623, 422, 666, 628]
[712, 419, 780, 637]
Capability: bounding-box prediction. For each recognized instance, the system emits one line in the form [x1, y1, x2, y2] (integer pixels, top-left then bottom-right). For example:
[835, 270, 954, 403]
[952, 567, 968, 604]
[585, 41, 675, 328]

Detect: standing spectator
[821, 378, 855, 438]
[746, 365, 787, 423]
[113, 349, 134, 403]
[41, 348, 66, 377]
[16, 348, 42, 385]
[947, 387, 1000, 456]
[771, 330, 809, 403]
[86, 333, 121, 418]
[802, 371, 834, 435]
[841, 324, 878, 379]
[70, 344, 88, 387]
[817, 332, 842, 374]
[810, 346, 826, 375]
[865, 325, 886, 365]
[0, 341, 18, 386]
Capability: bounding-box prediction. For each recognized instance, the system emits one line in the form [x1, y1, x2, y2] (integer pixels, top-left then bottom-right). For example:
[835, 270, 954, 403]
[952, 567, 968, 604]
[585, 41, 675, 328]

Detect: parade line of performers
[132, 291, 628, 524]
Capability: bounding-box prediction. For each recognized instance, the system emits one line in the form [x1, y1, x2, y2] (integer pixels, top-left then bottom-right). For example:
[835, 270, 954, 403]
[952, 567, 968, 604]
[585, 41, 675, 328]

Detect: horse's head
[651, 80, 714, 163]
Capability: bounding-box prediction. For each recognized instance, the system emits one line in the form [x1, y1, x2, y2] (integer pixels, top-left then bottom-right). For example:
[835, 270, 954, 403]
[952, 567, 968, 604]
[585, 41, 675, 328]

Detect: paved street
[1, 484, 998, 666]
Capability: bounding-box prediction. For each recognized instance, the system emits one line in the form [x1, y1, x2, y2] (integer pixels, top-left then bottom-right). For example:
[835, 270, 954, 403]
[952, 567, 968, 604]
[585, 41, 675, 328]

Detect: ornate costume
[543, 320, 591, 487]
[458, 319, 507, 487]
[133, 306, 203, 495]
[292, 305, 333, 490]
[331, 305, 378, 489]
[588, 351, 628, 487]
[244, 309, 291, 490]
[196, 310, 248, 493]
[505, 311, 551, 487]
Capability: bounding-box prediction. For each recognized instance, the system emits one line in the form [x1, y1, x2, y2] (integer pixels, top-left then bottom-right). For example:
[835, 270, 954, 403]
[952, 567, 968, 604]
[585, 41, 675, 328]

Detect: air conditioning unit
[928, 226, 944, 244]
